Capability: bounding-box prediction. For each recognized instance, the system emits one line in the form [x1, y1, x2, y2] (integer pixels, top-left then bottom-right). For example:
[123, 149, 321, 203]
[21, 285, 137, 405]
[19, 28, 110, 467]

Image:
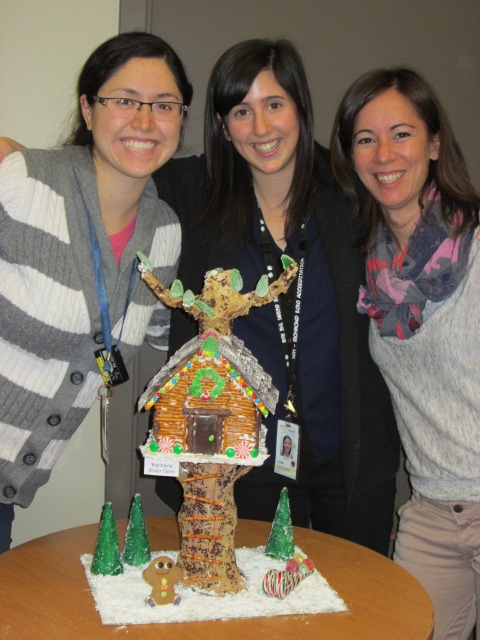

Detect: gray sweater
[0, 147, 180, 507]
[370, 234, 480, 501]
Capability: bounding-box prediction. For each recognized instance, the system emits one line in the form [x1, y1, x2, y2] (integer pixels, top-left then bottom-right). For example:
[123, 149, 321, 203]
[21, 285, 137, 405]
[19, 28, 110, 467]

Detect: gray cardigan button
[23, 453, 37, 466]
[3, 486, 16, 499]
[70, 371, 85, 385]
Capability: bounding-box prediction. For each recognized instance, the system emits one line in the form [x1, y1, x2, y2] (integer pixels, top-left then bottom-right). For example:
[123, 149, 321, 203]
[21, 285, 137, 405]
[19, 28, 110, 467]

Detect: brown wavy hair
[330, 67, 479, 249]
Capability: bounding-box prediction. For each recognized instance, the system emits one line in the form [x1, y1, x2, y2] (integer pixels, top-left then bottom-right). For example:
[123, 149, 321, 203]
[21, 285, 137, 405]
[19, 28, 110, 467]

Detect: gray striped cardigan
[0, 146, 180, 507]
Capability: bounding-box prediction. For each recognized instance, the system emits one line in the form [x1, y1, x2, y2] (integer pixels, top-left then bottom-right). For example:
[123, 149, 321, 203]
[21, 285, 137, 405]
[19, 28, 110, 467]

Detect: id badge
[95, 345, 129, 386]
[274, 420, 300, 480]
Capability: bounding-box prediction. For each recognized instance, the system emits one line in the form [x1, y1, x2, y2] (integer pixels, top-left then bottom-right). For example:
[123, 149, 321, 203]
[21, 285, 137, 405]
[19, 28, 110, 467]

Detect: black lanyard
[257, 206, 306, 418]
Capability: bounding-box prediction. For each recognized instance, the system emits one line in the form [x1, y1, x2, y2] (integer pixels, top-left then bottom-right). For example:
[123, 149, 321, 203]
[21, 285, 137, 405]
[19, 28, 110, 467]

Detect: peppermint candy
[157, 437, 175, 454]
[234, 441, 254, 459]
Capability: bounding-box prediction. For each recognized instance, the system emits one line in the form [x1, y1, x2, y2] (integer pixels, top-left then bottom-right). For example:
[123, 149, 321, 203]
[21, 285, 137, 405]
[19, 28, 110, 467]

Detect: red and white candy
[262, 556, 315, 599]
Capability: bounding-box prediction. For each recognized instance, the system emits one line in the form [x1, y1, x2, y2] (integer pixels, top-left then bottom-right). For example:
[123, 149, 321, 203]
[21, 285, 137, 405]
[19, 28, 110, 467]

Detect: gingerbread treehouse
[137, 253, 298, 595]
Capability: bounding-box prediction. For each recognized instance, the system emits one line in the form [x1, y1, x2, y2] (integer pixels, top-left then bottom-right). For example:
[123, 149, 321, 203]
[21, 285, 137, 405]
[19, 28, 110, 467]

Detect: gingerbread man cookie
[142, 555, 183, 606]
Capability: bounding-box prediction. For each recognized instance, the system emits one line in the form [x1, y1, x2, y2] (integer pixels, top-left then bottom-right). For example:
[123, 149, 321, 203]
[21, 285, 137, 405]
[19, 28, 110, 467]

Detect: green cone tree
[123, 493, 151, 566]
[91, 502, 123, 575]
[265, 487, 295, 560]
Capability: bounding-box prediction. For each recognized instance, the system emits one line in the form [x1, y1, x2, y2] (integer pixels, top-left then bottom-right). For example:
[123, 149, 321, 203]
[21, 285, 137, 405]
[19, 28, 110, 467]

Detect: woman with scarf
[331, 67, 480, 640]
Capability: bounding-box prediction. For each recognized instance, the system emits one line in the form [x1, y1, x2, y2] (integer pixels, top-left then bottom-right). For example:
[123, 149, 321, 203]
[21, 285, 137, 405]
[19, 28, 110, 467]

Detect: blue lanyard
[87, 216, 137, 369]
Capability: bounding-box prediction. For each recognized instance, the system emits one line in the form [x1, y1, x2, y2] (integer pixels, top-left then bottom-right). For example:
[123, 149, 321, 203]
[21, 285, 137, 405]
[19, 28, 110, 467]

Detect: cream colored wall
[0, 0, 120, 547]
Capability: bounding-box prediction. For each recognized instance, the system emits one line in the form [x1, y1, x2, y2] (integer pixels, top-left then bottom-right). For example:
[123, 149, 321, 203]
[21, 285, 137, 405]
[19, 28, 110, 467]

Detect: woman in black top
[152, 39, 399, 556]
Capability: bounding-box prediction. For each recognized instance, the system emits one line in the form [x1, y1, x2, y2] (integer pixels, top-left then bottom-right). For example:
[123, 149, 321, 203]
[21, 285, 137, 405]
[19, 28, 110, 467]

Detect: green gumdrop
[251, 448, 259, 458]
[149, 442, 159, 452]
[202, 335, 219, 353]
[281, 254, 294, 269]
[173, 444, 183, 454]
[265, 487, 295, 560]
[255, 274, 269, 297]
[226, 447, 235, 458]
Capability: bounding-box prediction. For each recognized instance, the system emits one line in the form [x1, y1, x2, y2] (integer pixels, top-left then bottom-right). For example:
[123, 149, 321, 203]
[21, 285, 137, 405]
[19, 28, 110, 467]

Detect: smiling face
[81, 57, 184, 187]
[352, 88, 439, 246]
[222, 69, 300, 184]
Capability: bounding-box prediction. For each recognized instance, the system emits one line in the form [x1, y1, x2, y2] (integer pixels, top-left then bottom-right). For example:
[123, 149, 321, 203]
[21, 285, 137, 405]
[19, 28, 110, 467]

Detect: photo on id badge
[274, 420, 299, 480]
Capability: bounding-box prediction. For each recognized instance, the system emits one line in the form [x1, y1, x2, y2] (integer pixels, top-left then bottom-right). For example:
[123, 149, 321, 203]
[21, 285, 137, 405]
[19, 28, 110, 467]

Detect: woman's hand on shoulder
[0, 137, 25, 161]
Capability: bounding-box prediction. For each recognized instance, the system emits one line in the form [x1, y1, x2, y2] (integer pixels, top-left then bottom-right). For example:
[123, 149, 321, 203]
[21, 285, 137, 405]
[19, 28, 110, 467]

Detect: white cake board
[81, 545, 347, 626]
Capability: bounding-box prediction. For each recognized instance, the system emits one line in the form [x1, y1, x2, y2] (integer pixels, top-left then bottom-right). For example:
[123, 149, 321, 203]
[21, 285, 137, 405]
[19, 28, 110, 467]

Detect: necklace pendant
[284, 398, 297, 417]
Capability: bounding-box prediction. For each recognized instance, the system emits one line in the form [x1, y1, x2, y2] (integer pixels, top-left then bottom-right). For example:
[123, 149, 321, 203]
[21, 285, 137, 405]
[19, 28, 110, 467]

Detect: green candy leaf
[195, 299, 216, 317]
[255, 274, 269, 297]
[136, 251, 153, 271]
[230, 269, 243, 292]
[183, 290, 195, 307]
[170, 279, 184, 299]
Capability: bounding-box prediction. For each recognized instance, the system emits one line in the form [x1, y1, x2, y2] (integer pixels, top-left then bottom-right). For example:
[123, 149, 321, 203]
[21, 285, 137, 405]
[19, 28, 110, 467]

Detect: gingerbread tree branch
[137, 252, 298, 336]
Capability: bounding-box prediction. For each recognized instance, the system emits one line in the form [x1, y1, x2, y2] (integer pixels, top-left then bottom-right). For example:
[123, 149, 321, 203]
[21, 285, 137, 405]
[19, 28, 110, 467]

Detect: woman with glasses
[0, 31, 192, 553]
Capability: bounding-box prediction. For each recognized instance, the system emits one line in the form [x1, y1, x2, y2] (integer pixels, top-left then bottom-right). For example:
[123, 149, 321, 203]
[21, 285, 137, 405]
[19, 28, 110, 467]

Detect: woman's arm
[0, 137, 25, 161]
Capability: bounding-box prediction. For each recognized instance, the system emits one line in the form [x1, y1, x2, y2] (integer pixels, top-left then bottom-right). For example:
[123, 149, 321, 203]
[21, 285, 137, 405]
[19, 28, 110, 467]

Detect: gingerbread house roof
[138, 334, 279, 416]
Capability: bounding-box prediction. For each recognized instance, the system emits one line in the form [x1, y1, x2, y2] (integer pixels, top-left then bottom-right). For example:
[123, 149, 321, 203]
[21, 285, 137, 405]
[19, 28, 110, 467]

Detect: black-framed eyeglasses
[92, 96, 187, 121]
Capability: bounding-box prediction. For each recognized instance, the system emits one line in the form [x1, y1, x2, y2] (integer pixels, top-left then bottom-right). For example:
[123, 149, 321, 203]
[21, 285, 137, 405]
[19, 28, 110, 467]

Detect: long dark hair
[203, 38, 316, 240]
[330, 67, 479, 248]
[65, 31, 193, 147]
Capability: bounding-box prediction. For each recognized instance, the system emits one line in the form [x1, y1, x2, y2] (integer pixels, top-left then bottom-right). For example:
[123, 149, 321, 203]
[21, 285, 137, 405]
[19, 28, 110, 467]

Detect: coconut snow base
[81, 545, 347, 625]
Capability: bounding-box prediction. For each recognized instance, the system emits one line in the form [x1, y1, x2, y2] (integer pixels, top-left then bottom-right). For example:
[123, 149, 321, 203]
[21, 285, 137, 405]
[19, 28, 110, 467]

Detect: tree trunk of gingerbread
[137, 256, 299, 596]
[177, 462, 251, 595]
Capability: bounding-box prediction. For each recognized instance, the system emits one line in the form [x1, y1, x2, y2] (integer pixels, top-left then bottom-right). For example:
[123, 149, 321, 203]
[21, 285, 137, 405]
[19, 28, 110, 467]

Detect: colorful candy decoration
[262, 556, 315, 599]
[189, 368, 225, 402]
[144, 349, 270, 417]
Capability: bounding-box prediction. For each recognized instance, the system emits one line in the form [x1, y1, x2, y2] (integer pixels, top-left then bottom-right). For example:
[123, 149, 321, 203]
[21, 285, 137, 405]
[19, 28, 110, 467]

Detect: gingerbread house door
[182, 408, 231, 455]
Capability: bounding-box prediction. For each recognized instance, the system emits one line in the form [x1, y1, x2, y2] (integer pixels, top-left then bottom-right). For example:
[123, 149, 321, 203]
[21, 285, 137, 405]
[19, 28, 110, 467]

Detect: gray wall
[135, 0, 480, 185]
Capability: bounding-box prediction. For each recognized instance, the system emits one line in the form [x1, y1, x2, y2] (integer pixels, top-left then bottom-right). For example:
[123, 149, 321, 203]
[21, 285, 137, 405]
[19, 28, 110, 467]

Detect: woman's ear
[80, 95, 93, 131]
[430, 133, 440, 161]
[217, 114, 231, 141]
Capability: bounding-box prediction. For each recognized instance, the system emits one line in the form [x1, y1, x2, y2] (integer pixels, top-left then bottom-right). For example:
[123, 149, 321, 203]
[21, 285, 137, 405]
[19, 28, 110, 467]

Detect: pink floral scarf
[357, 183, 473, 339]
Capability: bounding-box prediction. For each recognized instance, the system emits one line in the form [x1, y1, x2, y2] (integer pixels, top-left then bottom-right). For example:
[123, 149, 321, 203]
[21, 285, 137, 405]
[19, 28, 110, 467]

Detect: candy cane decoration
[262, 557, 315, 599]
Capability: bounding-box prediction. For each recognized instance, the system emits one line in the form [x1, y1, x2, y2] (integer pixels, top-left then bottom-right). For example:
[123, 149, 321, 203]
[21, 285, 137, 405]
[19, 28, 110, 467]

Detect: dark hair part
[330, 67, 479, 248]
[65, 31, 193, 146]
[203, 38, 316, 240]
